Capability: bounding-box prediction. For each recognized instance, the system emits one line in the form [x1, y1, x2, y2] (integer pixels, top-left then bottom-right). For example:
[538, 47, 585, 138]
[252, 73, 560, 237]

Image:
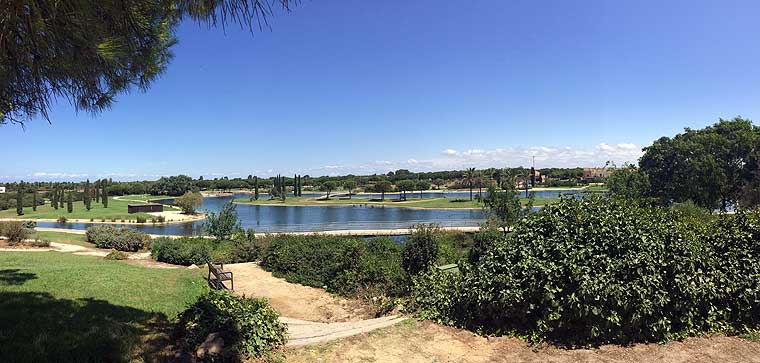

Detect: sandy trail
[285, 320, 760, 363]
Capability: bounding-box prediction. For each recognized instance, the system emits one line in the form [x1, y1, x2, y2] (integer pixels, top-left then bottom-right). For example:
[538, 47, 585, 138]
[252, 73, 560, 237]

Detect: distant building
[127, 203, 163, 214]
[583, 167, 614, 180]
[0, 186, 5, 193]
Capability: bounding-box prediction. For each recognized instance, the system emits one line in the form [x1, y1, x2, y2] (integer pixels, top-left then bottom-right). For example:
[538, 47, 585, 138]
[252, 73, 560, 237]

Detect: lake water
[37, 193, 486, 235]
[37, 190, 584, 235]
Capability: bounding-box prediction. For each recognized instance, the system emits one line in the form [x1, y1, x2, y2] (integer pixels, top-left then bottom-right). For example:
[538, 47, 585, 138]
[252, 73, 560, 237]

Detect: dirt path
[285, 320, 760, 363]
[224, 263, 375, 322]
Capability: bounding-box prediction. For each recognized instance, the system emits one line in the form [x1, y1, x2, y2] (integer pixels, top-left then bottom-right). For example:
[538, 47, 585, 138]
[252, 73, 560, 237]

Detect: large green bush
[85, 225, 150, 252]
[261, 234, 408, 296]
[401, 225, 440, 275]
[151, 237, 213, 265]
[413, 197, 760, 345]
[178, 290, 287, 360]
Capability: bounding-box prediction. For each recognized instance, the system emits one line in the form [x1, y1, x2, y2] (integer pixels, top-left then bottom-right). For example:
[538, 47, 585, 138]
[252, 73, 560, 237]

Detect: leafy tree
[343, 179, 356, 199]
[149, 175, 195, 196]
[67, 191, 73, 213]
[204, 201, 241, 240]
[174, 191, 203, 214]
[1, 0, 292, 126]
[416, 179, 431, 198]
[16, 182, 23, 216]
[84, 179, 92, 211]
[396, 180, 415, 201]
[480, 182, 531, 233]
[607, 164, 650, 200]
[32, 186, 37, 211]
[402, 224, 440, 275]
[51, 186, 58, 210]
[464, 168, 477, 200]
[640, 117, 759, 210]
[375, 180, 392, 200]
[320, 181, 337, 199]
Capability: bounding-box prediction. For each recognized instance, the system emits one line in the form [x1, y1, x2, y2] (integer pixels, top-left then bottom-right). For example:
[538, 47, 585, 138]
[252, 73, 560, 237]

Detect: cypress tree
[102, 184, 109, 208]
[95, 180, 100, 203]
[84, 179, 92, 211]
[254, 176, 259, 200]
[67, 191, 73, 213]
[32, 186, 37, 211]
[51, 186, 58, 210]
[16, 181, 24, 216]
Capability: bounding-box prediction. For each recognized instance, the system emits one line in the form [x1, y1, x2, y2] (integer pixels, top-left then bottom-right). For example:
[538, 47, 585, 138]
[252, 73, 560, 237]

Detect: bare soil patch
[285, 320, 760, 363]
[224, 262, 374, 322]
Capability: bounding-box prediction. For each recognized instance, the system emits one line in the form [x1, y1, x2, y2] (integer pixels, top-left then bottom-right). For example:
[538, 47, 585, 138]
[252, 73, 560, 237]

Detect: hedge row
[261, 235, 408, 297]
[85, 225, 150, 252]
[413, 197, 760, 345]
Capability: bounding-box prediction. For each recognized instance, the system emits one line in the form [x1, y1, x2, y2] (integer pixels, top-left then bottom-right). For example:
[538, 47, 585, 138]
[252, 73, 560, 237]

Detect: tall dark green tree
[16, 181, 24, 216]
[1, 0, 293, 126]
[84, 179, 92, 211]
[32, 186, 37, 211]
[66, 191, 73, 213]
[640, 117, 759, 210]
[254, 176, 259, 200]
[51, 185, 58, 210]
[102, 184, 109, 208]
[95, 180, 100, 203]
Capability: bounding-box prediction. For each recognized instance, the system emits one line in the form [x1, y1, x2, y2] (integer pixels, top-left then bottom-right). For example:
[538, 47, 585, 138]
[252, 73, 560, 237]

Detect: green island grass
[32, 230, 92, 247]
[0, 252, 206, 361]
[584, 184, 608, 192]
[0, 197, 152, 221]
[234, 195, 556, 209]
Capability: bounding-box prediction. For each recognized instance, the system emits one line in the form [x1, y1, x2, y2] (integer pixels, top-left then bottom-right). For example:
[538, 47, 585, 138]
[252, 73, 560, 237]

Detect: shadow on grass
[0, 291, 182, 363]
[0, 269, 38, 285]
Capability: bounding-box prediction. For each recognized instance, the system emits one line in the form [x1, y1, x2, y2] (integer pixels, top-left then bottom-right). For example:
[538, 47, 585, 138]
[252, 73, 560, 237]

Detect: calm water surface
[38, 193, 487, 235]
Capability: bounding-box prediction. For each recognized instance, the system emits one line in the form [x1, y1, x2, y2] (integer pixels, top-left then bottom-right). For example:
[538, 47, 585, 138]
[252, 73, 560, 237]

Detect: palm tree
[464, 168, 476, 200]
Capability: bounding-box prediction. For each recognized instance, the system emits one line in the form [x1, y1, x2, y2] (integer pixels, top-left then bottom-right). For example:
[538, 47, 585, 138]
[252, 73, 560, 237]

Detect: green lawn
[0, 252, 206, 361]
[584, 184, 608, 192]
[0, 197, 152, 221]
[234, 195, 557, 209]
[32, 230, 92, 247]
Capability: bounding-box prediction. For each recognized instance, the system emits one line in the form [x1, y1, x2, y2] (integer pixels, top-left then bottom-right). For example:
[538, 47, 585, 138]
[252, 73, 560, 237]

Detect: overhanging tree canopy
[1, 0, 291, 126]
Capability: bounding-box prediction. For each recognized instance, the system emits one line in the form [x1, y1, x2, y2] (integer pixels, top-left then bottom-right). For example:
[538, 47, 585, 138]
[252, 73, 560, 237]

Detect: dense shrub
[413, 197, 760, 345]
[85, 225, 150, 252]
[151, 237, 213, 265]
[56, 216, 67, 223]
[177, 290, 287, 360]
[105, 250, 128, 260]
[0, 220, 32, 244]
[261, 234, 408, 296]
[136, 216, 147, 223]
[402, 225, 440, 275]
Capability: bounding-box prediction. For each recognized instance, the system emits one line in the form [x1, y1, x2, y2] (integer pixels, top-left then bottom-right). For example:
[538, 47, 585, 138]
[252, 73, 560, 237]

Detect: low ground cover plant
[85, 225, 150, 252]
[413, 197, 760, 346]
[177, 290, 287, 360]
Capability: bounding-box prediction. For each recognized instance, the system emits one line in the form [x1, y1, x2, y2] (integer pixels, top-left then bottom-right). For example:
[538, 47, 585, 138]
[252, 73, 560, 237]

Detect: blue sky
[4, 0, 760, 181]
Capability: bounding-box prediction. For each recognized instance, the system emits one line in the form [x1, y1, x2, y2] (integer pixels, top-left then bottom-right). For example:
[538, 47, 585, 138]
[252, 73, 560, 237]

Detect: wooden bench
[207, 262, 234, 290]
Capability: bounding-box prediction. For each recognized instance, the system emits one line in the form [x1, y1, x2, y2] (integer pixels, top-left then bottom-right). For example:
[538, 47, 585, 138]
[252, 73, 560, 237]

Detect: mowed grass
[32, 230, 92, 247]
[234, 195, 557, 209]
[0, 197, 151, 220]
[0, 252, 206, 361]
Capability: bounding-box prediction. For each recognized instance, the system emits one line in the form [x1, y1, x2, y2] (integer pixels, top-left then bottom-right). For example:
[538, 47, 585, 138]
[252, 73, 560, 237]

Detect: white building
[0, 186, 5, 193]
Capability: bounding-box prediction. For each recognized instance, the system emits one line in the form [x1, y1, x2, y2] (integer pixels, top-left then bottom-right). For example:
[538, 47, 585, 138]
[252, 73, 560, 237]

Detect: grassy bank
[0, 197, 152, 221]
[33, 230, 92, 247]
[0, 252, 206, 361]
[234, 196, 555, 209]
